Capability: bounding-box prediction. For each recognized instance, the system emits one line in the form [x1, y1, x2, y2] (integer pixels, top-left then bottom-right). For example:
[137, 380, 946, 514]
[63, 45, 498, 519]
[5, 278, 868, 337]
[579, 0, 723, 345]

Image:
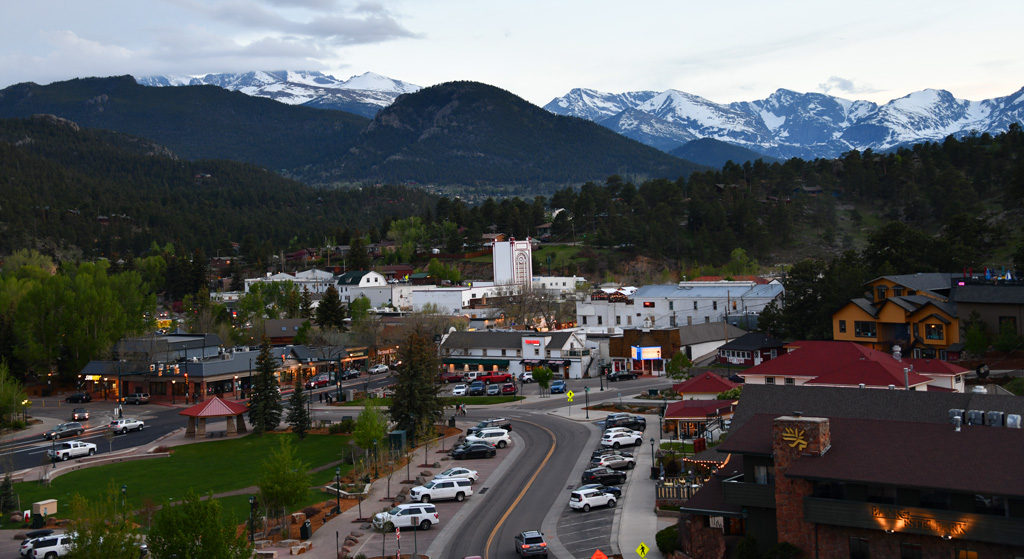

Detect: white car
[603, 427, 642, 437]
[434, 467, 479, 483]
[409, 477, 473, 502]
[597, 454, 636, 470]
[465, 428, 511, 449]
[30, 533, 74, 558]
[518, 371, 534, 383]
[451, 384, 468, 396]
[109, 418, 145, 434]
[46, 441, 96, 461]
[600, 431, 643, 449]
[569, 488, 617, 512]
[372, 503, 439, 531]
[368, 364, 389, 375]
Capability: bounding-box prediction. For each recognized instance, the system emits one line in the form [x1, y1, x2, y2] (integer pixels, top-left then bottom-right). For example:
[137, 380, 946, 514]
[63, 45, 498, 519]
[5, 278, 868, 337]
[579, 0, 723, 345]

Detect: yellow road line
[484, 418, 557, 559]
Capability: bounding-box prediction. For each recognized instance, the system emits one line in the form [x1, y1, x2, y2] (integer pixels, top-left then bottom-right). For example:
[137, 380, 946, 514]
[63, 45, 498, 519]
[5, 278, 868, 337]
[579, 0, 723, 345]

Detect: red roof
[743, 341, 933, 388]
[664, 399, 736, 420]
[904, 358, 968, 375]
[672, 371, 738, 395]
[179, 397, 249, 418]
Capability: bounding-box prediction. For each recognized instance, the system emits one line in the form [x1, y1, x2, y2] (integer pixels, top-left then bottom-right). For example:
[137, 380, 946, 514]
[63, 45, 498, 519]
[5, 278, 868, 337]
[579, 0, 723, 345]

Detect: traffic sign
[636, 542, 649, 557]
[566, 390, 574, 402]
[585, 386, 590, 392]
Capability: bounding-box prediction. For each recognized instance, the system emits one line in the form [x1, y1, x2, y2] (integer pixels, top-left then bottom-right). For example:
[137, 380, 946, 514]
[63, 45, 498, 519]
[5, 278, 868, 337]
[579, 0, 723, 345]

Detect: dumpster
[300, 519, 311, 540]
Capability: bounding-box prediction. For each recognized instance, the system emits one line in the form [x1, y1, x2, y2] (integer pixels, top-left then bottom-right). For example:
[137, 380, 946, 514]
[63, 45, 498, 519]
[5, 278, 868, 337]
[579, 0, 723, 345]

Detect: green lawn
[14, 433, 352, 518]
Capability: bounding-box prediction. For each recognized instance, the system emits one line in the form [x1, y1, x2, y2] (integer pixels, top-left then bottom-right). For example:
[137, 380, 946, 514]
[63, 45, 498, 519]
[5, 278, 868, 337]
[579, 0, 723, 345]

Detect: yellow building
[832, 273, 963, 360]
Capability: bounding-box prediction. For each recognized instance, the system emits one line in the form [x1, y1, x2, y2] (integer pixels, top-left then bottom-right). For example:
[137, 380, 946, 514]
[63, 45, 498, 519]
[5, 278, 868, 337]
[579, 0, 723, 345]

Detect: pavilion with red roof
[663, 399, 736, 441]
[672, 371, 738, 400]
[179, 396, 249, 438]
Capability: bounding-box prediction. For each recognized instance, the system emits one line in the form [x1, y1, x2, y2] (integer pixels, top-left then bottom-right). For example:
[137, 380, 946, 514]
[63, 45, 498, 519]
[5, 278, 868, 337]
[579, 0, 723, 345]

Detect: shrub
[1005, 377, 1024, 396]
[655, 524, 680, 553]
[328, 418, 355, 434]
[302, 505, 320, 518]
[737, 535, 759, 559]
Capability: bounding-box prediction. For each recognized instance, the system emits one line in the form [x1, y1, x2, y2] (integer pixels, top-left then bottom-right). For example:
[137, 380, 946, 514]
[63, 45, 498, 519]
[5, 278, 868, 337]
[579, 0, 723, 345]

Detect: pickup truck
[47, 441, 97, 461]
[478, 372, 512, 384]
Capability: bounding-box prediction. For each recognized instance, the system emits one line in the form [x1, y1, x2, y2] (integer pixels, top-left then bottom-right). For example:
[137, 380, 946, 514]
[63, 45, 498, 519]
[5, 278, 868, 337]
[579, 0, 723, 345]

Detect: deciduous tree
[148, 491, 251, 559]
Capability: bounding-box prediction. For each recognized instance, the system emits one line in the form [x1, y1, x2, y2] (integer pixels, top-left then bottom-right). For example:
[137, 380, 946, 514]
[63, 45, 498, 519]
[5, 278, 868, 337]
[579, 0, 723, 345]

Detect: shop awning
[443, 358, 510, 367]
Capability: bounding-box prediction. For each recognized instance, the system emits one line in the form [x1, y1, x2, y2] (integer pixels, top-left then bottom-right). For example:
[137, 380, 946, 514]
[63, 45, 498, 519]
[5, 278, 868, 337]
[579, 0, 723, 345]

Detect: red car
[440, 371, 464, 383]
[500, 383, 517, 395]
[479, 372, 513, 384]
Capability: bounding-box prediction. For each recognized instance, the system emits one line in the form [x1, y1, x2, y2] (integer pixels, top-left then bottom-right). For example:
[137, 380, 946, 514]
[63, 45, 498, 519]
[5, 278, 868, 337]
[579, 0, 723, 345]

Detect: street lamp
[50, 437, 56, 469]
[584, 386, 590, 419]
[373, 440, 379, 478]
[248, 495, 256, 543]
[171, 380, 176, 405]
[121, 484, 127, 522]
[334, 467, 341, 514]
[649, 437, 656, 467]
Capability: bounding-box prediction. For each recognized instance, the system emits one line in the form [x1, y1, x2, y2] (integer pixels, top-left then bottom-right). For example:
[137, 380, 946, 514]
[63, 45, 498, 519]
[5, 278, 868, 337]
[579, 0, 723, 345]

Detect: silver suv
[409, 478, 473, 502]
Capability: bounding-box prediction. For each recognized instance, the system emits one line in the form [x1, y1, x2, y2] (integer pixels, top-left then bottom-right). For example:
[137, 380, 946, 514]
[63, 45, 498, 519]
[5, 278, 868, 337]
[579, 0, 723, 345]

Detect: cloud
[818, 76, 880, 96]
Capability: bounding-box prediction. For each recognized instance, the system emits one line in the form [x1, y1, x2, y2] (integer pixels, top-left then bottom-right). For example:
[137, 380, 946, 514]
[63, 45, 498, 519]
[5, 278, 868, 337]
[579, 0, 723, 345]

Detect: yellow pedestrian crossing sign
[636, 542, 649, 557]
[566, 390, 574, 402]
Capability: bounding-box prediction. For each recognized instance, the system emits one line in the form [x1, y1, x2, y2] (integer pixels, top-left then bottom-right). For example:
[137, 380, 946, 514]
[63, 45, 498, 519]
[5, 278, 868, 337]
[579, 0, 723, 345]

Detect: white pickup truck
[47, 441, 97, 461]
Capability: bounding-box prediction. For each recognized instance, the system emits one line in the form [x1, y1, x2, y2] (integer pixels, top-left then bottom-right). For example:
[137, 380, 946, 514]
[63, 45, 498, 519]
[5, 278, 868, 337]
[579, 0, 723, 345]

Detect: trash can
[300, 519, 311, 540]
[650, 466, 660, 480]
[648, 388, 659, 397]
[448, 416, 456, 428]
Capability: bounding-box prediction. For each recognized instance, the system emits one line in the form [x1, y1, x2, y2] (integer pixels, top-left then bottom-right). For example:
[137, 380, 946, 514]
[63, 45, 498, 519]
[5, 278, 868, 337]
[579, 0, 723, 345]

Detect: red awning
[178, 397, 248, 418]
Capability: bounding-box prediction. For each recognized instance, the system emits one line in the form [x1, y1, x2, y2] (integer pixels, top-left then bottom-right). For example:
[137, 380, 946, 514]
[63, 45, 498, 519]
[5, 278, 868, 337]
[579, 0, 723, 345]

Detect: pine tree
[315, 286, 346, 331]
[0, 472, 15, 514]
[299, 288, 313, 319]
[389, 328, 442, 435]
[348, 235, 371, 271]
[248, 339, 283, 434]
[286, 377, 311, 439]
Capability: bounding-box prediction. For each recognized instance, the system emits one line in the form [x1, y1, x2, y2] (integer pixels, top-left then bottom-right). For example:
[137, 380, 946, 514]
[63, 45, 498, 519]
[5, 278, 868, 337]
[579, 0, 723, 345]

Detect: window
[765, 377, 775, 385]
[597, 316, 603, 325]
[616, 316, 621, 325]
[643, 301, 655, 308]
[854, 321, 877, 338]
[849, 537, 870, 559]
[628, 316, 632, 325]
[838, 319, 847, 333]
[713, 301, 718, 310]
[582, 316, 588, 325]
[501, 349, 506, 356]
[785, 377, 795, 385]
[893, 286, 904, 297]
[670, 315, 677, 327]
[899, 543, 922, 559]
[669, 301, 674, 310]
[956, 550, 978, 559]
[925, 323, 944, 340]
[693, 301, 698, 310]
[876, 285, 888, 300]
[534, 348, 540, 356]
[704, 316, 710, 323]
[754, 465, 769, 485]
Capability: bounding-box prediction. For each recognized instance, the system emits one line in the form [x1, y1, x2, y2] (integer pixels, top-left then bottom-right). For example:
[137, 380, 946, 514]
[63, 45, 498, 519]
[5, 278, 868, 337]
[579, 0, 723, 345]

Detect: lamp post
[50, 437, 56, 469]
[171, 380, 176, 405]
[373, 440, 379, 478]
[334, 467, 341, 514]
[584, 386, 590, 419]
[248, 495, 255, 543]
[121, 484, 127, 522]
[649, 437, 656, 467]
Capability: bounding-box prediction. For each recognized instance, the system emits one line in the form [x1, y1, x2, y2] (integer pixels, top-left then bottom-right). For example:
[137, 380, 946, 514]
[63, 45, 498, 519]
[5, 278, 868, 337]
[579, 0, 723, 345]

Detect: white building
[438, 329, 593, 379]
[336, 271, 388, 304]
[243, 268, 337, 296]
[493, 238, 533, 286]
[576, 280, 783, 329]
[531, 275, 588, 296]
[409, 282, 516, 315]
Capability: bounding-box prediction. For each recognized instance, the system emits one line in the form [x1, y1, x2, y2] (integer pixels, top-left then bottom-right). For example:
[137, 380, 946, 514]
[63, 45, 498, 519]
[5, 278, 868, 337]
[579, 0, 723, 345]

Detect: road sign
[585, 386, 590, 392]
[566, 390, 574, 403]
[591, 550, 608, 559]
[636, 542, 649, 557]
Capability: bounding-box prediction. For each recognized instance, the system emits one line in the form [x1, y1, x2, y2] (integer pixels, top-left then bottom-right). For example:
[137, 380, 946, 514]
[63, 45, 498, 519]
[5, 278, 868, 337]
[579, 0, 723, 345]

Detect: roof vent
[1007, 414, 1022, 429]
[986, 411, 1004, 427]
[951, 415, 962, 432]
[888, 384, 896, 390]
[858, 383, 865, 389]
[949, 409, 964, 423]
[792, 410, 803, 417]
[966, 410, 985, 426]
[972, 385, 987, 394]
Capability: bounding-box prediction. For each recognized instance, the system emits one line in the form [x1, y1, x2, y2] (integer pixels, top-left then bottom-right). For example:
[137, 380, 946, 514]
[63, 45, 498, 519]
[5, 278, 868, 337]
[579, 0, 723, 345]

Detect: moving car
[409, 477, 473, 502]
[64, 393, 91, 403]
[569, 488, 617, 512]
[468, 380, 486, 396]
[601, 430, 643, 448]
[451, 443, 497, 460]
[70, 409, 89, 421]
[123, 393, 150, 405]
[368, 363, 389, 375]
[19, 530, 54, 558]
[434, 467, 479, 483]
[514, 530, 548, 557]
[47, 441, 96, 461]
[466, 418, 512, 436]
[44, 422, 84, 440]
[465, 428, 511, 449]
[305, 375, 330, 389]
[338, 369, 361, 381]
[581, 467, 626, 485]
[607, 370, 639, 381]
[500, 383, 517, 395]
[549, 380, 567, 394]
[478, 372, 512, 384]
[485, 384, 501, 396]
[109, 418, 145, 434]
[451, 384, 468, 397]
[372, 503, 439, 531]
[440, 371, 464, 383]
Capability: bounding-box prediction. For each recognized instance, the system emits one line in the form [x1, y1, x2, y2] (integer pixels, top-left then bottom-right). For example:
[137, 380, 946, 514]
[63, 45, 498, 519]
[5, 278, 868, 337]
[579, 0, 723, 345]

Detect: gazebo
[179, 397, 248, 438]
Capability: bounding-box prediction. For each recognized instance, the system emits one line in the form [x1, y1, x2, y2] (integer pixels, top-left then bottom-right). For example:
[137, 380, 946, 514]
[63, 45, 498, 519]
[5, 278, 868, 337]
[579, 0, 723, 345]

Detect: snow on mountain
[135, 70, 421, 118]
[549, 85, 1024, 160]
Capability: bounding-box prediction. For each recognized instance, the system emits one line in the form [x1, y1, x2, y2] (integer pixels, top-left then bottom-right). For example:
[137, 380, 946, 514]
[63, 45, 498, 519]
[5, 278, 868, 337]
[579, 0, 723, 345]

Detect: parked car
[451, 443, 497, 460]
[372, 503, 439, 531]
[591, 448, 633, 463]
[30, 533, 74, 558]
[581, 467, 626, 485]
[123, 393, 150, 405]
[465, 428, 511, 449]
[478, 372, 513, 384]
[596, 454, 636, 470]
[19, 530, 54, 558]
[569, 488, 616, 512]
[468, 380, 486, 396]
[485, 384, 501, 396]
[518, 371, 535, 383]
[70, 408, 89, 421]
[434, 467, 479, 483]
[601, 430, 643, 449]
[305, 375, 330, 389]
[500, 383, 517, 395]
[550, 380, 567, 394]
[64, 393, 91, 404]
[368, 363, 389, 375]
[604, 414, 647, 431]
[409, 477, 473, 502]
[576, 483, 622, 498]
[338, 369, 361, 381]
[47, 441, 96, 461]
[43, 422, 84, 440]
[440, 371, 464, 383]
[513, 530, 548, 557]
[607, 370, 639, 381]
[109, 418, 145, 434]
[451, 384, 468, 397]
[603, 427, 642, 437]
[466, 418, 512, 436]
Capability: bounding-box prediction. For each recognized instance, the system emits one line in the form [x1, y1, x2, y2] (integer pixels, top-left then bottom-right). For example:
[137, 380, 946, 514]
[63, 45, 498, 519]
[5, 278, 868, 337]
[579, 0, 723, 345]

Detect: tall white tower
[492, 238, 533, 286]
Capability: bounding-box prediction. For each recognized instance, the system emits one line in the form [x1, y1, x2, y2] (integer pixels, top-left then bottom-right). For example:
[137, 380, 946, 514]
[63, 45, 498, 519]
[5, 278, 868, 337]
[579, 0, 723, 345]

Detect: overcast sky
[2, 0, 1022, 106]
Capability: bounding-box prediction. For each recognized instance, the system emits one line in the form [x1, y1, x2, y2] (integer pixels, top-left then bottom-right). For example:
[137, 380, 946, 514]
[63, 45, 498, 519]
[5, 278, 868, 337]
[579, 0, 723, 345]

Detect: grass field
[14, 433, 353, 520]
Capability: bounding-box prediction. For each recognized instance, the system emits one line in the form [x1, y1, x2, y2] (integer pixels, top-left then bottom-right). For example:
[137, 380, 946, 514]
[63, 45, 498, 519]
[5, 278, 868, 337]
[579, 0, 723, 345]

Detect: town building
[438, 329, 592, 379]
[244, 268, 337, 296]
[673, 371, 739, 400]
[606, 323, 747, 376]
[716, 332, 787, 367]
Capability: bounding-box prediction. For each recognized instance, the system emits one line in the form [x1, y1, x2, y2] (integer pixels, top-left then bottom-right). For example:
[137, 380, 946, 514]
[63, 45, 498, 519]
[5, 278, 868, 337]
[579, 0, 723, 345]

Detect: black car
[65, 392, 91, 403]
[604, 414, 647, 431]
[451, 443, 497, 460]
[337, 369, 361, 380]
[576, 483, 622, 498]
[468, 380, 486, 396]
[467, 418, 512, 436]
[514, 530, 548, 557]
[607, 370, 638, 381]
[581, 467, 626, 485]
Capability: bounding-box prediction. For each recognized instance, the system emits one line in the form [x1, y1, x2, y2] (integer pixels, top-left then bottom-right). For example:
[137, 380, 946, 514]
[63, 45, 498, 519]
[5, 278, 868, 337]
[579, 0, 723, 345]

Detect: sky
[2, 0, 1022, 107]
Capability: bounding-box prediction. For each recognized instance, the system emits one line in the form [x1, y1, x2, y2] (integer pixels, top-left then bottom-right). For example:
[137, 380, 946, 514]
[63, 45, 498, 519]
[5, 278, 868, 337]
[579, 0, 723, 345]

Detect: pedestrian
[319, 392, 323, 403]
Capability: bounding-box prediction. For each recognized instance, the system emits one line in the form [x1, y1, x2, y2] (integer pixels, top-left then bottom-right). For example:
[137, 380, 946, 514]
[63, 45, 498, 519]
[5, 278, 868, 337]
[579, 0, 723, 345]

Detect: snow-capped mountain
[546, 86, 1024, 159]
[136, 71, 421, 118]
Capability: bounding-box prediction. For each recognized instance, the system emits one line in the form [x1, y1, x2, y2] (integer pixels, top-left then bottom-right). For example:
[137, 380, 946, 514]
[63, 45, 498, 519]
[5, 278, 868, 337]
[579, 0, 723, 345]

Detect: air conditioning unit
[1006, 414, 1022, 429]
[966, 410, 985, 426]
[986, 411, 1005, 427]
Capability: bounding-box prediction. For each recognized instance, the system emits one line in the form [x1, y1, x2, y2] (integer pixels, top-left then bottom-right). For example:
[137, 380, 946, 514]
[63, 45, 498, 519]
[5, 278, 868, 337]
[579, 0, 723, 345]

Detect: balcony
[804, 497, 1024, 546]
[722, 475, 776, 508]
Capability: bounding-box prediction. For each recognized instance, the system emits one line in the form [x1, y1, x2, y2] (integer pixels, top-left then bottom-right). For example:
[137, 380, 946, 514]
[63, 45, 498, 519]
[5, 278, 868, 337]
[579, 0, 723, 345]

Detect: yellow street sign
[566, 390, 574, 403]
[636, 542, 649, 558]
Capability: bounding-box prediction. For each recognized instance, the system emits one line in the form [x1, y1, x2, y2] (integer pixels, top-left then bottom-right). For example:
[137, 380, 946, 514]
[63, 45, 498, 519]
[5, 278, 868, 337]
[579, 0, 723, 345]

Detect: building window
[765, 377, 775, 384]
[899, 544, 922, 559]
[693, 301, 698, 310]
[854, 321, 877, 338]
[669, 301, 674, 310]
[534, 348, 540, 356]
[785, 377, 795, 385]
[713, 301, 718, 310]
[849, 537, 869, 559]
[925, 323, 944, 340]
[582, 316, 588, 325]
[670, 315, 677, 327]
[839, 319, 847, 333]
[956, 550, 978, 559]
[704, 316, 710, 323]
[597, 316, 603, 325]
[753, 465, 768, 485]
[616, 316, 621, 325]
[627, 316, 632, 325]
[501, 349, 506, 356]
[876, 285, 888, 301]
[893, 286, 904, 297]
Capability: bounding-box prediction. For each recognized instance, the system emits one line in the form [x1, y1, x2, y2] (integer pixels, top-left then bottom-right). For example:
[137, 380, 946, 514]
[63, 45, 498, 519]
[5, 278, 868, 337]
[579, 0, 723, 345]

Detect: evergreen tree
[286, 377, 311, 440]
[248, 339, 283, 434]
[0, 472, 15, 514]
[389, 328, 442, 435]
[315, 286, 346, 331]
[299, 287, 313, 319]
[348, 235, 371, 271]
